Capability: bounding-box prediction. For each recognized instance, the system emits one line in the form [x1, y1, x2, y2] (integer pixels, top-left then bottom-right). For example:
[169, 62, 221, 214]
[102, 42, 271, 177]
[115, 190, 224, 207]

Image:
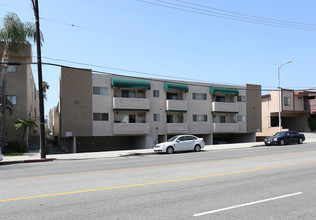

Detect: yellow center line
[2, 149, 316, 182]
[1, 161, 315, 203]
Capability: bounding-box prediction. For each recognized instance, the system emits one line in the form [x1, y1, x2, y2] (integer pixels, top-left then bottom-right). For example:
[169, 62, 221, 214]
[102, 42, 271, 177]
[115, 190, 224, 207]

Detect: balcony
[166, 123, 188, 134]
[113, 123, 149, 135]
[212, 123, 238, 133]
[113, 97, 150, 111]
[212, 102, 238, 113]
[305, 99, 316, 114]
[166, 100, 187, 112]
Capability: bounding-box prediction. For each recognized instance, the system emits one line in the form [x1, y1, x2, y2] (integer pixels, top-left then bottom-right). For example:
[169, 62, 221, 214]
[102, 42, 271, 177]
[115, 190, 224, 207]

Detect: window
[153, 114, 160, 121]
[0, 65, 17, 73]
[7, 95, 17, 105]
[93, 113, 108, 121]
[237, 115, 246, 122]
[167, 93, 179, 100]
[153, 90, 160, 97]
[215, 96, 225, 102]
[167, 114, 183, 123]
[93, 87, 108, 95]
[122, 114, 136, 123]
[193, 115, 207, 122]
[237, 96, 246, 102]
[122, 90, 136, 98]
[185, 135, 197, 140]
[297, 97, 302, 100]
[284, 97, 292, 106]
[192, 93, 207, 100]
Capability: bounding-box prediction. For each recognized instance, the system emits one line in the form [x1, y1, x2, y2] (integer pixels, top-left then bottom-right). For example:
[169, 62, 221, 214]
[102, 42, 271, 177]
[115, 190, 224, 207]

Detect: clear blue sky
[1, 0, 316, 117]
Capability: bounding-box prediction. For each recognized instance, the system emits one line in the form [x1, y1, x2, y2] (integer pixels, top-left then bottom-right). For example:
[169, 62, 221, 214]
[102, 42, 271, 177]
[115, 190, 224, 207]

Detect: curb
[0, 158, 55, 166]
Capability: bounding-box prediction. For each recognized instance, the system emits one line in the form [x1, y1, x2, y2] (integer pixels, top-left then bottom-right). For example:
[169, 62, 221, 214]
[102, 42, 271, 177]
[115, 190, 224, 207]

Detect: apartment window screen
[237, 96, 246, 102]
[153, 114, 160, 121]
[237, 115, 246, 122]
[284, 97, 292, 106]
[93, 87, 108, 95]
[153, 90, 160, 97]
[93, 113, 108, 121]
[193, 115, 207, 122]
[192, 93, 207, 100]
[7, 95, 17, 105]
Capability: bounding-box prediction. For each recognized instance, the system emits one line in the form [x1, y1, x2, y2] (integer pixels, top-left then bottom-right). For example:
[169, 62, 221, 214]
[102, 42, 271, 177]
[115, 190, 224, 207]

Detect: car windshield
[273, 132, 286, 137]
[167, 136, 180, 142]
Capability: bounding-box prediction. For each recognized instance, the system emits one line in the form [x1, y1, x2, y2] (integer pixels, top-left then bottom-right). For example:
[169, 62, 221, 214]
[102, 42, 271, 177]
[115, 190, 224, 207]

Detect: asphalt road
[1, 143, 316, 219]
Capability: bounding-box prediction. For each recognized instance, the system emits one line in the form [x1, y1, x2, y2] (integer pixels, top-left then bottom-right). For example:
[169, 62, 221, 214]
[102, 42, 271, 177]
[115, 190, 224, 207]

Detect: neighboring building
[261, 88, 316, 135]
[0, 43, 40, 150]
[55, 67, 262, 153]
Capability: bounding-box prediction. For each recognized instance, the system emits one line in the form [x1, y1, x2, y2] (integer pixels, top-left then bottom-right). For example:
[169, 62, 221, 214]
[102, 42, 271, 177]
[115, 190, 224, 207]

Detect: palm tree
[14, 118, 38, 149]
[0, 12, 38, 156]
[42, 81, 49, 100]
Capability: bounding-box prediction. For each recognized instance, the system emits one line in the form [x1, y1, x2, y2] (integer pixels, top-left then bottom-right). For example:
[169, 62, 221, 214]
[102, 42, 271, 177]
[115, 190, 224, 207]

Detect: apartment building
[261, 88, 316, 134]
[0, 43, 40, 150]
[55, 67, 261, 153]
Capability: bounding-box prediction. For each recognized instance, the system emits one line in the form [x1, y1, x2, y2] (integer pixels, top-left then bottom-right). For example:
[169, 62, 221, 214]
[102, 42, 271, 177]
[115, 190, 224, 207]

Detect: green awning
[111, 78, 151, 89]
[164, 82, 188, 93]
[210, 87, 239, 96]
[113, 108, 150, 112]
[166, 110, 187, 113]
[211, 111, 238, 114]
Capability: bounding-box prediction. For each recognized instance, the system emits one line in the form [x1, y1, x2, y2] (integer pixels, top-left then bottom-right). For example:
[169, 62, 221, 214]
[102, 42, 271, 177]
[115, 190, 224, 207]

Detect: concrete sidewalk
[0, 142, 263, 165]
[1, 138, 315, 165]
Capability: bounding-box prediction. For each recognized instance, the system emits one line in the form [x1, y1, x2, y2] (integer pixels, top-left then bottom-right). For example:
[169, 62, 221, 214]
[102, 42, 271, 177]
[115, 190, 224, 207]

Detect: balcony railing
[113, 97, 150, 110]
[212, 123, 238, 133]
[305, 99, 316, 112]
[212, 102, 238, 113]
[166, 100, 187, 112]
[113, 123, 149, 135]
[166, 123, 188, 134]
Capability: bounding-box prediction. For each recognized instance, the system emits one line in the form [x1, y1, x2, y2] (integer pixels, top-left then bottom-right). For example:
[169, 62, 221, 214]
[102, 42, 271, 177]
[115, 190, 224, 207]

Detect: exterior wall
[57, 69, 261, 151]
[187, 85, 212, 134]
[261, 95, 271, 128]
[261, 88, 312, 134]
[282, 90, 294, 111]
[92, 74, 112, 136]
[0, 43, 39, 148]
[246, 84, 262, 133]
[294, 95, 304, 111]
[60, 67, 92, 137]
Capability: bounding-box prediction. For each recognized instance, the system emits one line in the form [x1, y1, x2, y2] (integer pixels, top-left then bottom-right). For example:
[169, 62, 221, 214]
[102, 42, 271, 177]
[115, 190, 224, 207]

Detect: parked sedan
[154, 135, 205, 154]
[264, 131, 305, 146]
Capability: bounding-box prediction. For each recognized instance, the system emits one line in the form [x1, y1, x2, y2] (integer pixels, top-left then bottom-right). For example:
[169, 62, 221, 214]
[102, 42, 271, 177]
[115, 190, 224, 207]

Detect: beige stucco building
[55, 67, 261, 153]
[261, 88, 316, 135]
[0, 43, 40, 150]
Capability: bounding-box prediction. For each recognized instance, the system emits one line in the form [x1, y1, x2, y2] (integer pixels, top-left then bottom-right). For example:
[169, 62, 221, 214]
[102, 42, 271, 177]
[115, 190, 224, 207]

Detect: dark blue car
[264, 131, 305, 146]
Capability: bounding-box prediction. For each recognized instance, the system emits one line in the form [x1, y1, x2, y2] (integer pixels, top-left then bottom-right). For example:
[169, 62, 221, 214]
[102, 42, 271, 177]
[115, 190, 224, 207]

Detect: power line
[4, 60, 313, 91]
[176, 0, 316, 28]
[137, 0, 316, 30]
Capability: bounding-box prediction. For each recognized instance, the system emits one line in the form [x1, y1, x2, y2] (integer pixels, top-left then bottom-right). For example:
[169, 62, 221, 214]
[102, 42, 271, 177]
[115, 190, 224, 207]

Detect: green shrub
[3, 142, 27, 153]
[308, 117, 316, 131]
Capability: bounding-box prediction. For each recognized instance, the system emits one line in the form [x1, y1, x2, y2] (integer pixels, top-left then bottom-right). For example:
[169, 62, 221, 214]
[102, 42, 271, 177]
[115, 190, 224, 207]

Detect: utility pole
[32, 0, 46, 158]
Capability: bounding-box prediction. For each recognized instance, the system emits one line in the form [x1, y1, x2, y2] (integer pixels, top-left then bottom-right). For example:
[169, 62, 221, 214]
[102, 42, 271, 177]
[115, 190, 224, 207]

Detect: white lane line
[194, 192, 303, 217]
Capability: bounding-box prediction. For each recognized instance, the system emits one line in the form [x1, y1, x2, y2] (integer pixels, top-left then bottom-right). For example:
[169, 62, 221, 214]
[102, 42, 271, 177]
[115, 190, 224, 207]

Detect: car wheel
[298, 138, 303, 144]
[194, 145, 201, 152]
[166, 146, 174, 154]
[280, 139, 285, 145]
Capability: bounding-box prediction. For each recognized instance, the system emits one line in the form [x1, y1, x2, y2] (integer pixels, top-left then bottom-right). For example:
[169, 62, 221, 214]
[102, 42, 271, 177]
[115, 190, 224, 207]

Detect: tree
[42, 81, 49, 100]
[14, 118, 38, 147]
[0, 12, 39, 156]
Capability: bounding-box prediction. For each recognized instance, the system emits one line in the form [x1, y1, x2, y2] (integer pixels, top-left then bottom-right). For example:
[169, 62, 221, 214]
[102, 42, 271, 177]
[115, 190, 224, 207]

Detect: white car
[154, 135, 205, 154]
